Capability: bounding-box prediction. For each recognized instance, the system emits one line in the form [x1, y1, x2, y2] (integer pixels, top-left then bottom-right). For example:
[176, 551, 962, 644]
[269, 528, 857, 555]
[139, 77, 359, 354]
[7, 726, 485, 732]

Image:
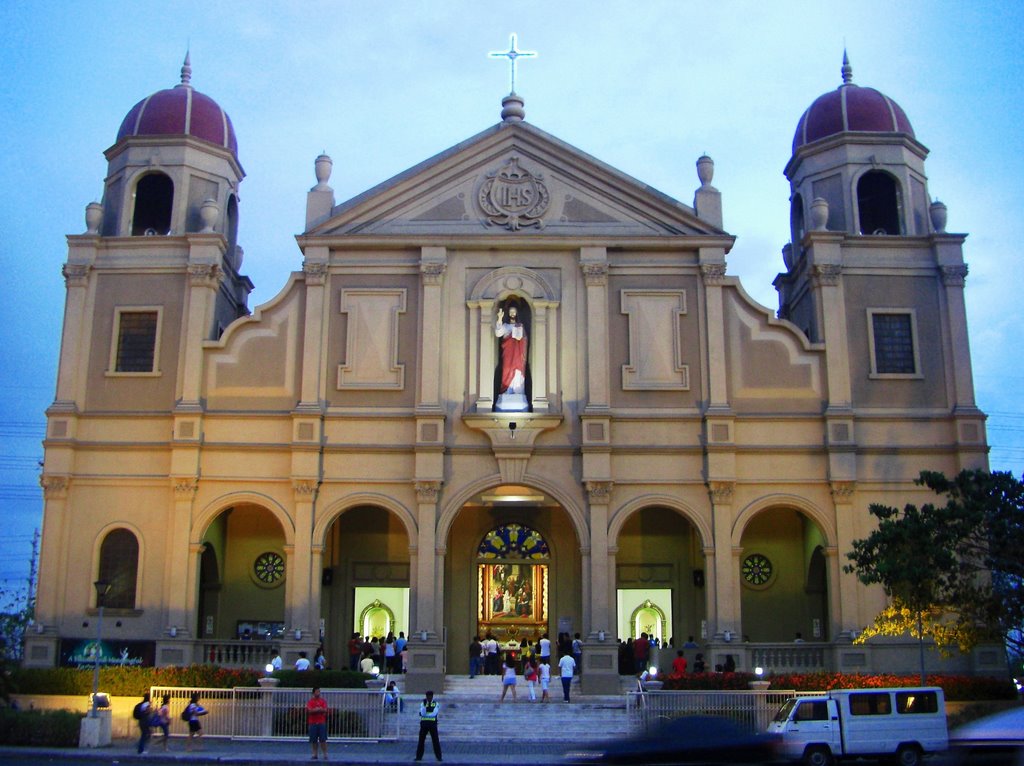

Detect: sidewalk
[0, 736, 571, 764]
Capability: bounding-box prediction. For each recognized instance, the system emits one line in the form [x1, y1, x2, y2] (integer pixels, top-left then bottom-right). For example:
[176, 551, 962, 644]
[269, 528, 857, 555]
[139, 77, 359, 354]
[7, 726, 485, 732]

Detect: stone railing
[200, 640, 277, 669]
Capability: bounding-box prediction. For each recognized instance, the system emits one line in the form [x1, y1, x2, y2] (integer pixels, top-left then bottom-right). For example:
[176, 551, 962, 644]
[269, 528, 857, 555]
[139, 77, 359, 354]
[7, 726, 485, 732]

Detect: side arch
[732, 493, 835, 549]
[193, 491, 296, 547]
[608, 494, 712, 550]
[313, 492, 417, 549]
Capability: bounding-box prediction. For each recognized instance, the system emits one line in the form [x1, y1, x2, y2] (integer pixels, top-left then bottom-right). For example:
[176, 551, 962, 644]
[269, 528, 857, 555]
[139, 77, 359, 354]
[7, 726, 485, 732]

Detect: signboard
[59, 638, 156, 668]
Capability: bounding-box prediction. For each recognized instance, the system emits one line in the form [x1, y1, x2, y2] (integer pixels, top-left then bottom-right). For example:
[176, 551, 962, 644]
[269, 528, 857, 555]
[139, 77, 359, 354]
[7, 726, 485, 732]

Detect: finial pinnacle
[841, 49, 853, 85]
[180, 50, 193, 87]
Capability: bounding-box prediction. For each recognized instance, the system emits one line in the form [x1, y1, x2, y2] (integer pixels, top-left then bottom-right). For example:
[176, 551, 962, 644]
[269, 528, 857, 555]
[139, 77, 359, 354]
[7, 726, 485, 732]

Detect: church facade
[28, 54, 998, 692]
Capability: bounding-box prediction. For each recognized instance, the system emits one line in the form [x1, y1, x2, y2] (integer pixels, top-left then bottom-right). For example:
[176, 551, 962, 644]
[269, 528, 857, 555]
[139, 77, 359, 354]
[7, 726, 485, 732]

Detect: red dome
[116, 58, 237, 157]
[793, 57, 913, 152]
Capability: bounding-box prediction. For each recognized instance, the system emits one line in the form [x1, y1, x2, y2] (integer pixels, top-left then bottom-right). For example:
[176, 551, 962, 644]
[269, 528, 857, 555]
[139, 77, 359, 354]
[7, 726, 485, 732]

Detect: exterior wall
[30, 101, 995, 681]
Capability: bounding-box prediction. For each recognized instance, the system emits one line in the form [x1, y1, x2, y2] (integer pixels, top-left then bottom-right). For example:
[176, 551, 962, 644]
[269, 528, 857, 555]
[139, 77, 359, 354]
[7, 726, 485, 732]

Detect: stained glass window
[477, 523, 549, 559]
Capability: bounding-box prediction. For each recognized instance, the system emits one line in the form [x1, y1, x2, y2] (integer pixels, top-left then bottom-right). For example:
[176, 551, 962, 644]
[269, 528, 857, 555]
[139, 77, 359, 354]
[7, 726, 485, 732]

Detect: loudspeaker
[321, 567, 333, 586]
[692, 569, 705, 587]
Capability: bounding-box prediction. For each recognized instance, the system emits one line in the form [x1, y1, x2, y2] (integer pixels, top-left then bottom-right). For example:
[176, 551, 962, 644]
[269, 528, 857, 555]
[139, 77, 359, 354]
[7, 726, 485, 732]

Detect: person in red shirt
[633, 632, 650, 675]
[307, 687, 329, 760]
[670, 650, 688, 680]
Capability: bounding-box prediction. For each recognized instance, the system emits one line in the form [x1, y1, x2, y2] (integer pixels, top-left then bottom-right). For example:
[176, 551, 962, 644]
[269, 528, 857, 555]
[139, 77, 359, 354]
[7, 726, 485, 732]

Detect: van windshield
[773, 699, 798, 722]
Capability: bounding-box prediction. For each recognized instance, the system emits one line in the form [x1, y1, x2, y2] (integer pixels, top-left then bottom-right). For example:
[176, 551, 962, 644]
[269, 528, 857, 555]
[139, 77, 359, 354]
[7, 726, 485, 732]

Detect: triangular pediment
[306, 122, 726, 238]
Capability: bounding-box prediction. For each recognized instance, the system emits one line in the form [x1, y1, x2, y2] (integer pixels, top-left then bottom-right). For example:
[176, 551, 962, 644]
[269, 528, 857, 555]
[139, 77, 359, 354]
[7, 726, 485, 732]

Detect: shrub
[8, 665, 261, 696]
[662, 671, 1017, 700]
[269, 669, 369, 689]
[0, 708, 84, 747]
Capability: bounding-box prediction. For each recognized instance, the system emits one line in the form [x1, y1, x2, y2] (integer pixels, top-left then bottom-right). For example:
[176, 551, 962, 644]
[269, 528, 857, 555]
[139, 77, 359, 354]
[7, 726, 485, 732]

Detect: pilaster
[163, 478, 197, 637]
[830, 481, 861, 637]
[406, 481, 445, 694]
[580, 247, 610, 412]
[288, 480, 318, 638]
[708, 481, 738, 636]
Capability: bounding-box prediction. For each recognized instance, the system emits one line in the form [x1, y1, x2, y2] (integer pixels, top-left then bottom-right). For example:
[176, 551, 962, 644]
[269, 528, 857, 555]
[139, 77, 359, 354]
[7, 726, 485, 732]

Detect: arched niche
[466, 266, 560, 414]
[856, 170, 904, 236]
[131, 172, 174, 236]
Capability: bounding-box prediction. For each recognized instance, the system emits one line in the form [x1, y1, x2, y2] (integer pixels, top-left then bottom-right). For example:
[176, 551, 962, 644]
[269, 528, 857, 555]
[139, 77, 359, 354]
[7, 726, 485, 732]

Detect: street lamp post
[90, 580, 111, 718]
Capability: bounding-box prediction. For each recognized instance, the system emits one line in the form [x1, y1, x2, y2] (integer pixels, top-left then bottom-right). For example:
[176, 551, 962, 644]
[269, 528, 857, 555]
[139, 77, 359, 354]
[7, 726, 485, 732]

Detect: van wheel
[895, 744, 921, 766]
[803, 745, 834, 766]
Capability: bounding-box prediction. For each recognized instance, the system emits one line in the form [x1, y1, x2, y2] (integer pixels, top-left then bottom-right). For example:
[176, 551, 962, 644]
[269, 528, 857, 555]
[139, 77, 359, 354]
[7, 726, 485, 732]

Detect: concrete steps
[390, 674, 635, 742]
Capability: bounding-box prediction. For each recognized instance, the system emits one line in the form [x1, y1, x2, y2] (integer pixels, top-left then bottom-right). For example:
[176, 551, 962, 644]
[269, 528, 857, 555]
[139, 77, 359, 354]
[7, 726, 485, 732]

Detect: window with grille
[97, 528, 139, 609]
[111, 309, 160, 373]
[868, 309, 920, 377]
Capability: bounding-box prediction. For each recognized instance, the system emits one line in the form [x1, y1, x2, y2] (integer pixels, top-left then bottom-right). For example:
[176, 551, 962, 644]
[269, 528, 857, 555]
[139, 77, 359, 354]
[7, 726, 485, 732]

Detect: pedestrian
[633, 632, 650, 675]
[348, 632, 362, 671]
[524, 657, 538, 701]
[538, 633, 551, 664]
[414, 690, 442, 762]
[500, 655, 518, 702]
[184, 692, 208, 752]
[383, 679, 403, 712]
[693, 652, 706, 673]
[315, 646, 327, 670]
[385, 634, 396, 673]
[572, 632, 583, 675]
[670, 650, 688, 679]
[154, 693, 171, 750]
[469, 635, 482, 678]
[307, 686, 329, 761]
[484, 633, 499, 675]
[133, 691, 152, 754]
[295, 650, 311, 671]
[538, 658, 552, 702]
[270, 647, 283, 671]
[558, 651, 576, 702]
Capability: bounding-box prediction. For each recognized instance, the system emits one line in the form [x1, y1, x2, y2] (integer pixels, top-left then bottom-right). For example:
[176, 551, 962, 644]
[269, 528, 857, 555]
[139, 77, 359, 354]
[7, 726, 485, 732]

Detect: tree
[845, 470, 1024, 681]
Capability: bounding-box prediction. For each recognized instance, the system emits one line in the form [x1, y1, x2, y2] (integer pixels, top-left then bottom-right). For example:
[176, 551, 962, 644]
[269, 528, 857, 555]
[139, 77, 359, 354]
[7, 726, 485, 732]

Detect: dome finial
[841, 49, 853, 85]
[179, 50, 192, 88]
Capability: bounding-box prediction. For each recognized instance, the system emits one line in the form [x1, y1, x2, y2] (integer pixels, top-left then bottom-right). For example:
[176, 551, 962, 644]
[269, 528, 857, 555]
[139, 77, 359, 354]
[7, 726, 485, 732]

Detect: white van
[767, 686, 948, 766]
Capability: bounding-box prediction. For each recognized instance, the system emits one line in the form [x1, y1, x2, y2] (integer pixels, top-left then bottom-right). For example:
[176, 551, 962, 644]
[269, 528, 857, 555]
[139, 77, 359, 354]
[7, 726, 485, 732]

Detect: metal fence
[149, 686, 401, 741]
[627, 689, 795, 734]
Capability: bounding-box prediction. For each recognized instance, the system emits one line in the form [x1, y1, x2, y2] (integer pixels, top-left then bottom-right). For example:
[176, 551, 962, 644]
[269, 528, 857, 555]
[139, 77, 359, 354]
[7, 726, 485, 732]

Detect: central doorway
[476, 523, 549, 644]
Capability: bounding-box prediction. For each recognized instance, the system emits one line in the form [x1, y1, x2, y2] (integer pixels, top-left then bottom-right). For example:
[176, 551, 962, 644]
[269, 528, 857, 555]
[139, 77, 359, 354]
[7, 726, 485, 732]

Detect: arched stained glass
[477, 523, 549, 559]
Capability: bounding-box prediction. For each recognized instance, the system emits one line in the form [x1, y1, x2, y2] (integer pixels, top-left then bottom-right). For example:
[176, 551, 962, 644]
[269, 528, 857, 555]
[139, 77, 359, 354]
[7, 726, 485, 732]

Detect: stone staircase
[390, 674, 637, 742]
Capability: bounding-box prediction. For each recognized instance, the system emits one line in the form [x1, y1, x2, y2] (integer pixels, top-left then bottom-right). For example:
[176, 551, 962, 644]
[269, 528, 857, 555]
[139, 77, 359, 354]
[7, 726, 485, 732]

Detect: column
[407, 481, 445, 693]
[288, 480, 317, 639]
[54, 262, 92, 408]
[580, 249, 610, 411]
[708, 481, 738, 637]
[581, 481, 620, 694]
[830, 481, 860, 636]
[298, 253, 329, 408]
[177, 255, 223, 407]
[163, 479, 197, 637]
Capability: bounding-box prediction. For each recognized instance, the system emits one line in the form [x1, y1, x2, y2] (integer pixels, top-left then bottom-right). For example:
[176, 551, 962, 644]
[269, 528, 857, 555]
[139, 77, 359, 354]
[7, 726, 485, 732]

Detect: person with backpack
[183, 692, 208, 751]
[132, 691, 152, 754]
[524, 657, 539, 701]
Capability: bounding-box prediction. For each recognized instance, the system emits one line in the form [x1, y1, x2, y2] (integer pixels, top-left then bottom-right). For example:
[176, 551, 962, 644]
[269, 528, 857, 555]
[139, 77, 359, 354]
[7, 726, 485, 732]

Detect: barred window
[113, 310, 159, 373]
[97, 528, 139, 609]
[868, 310, 919, 377]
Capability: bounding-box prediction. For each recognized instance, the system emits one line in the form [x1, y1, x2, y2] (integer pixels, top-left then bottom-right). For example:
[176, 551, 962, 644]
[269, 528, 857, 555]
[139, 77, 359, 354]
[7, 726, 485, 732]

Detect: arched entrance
[738, 507, 830, 641]
[614, 506, 706, 645]
[443, 484, 581, 672]
[319, 505, 411, 668]
[197, 503, 287, 641]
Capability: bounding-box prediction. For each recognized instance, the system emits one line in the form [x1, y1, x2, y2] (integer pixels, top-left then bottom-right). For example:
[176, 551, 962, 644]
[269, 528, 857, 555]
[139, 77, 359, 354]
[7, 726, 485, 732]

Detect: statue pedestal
[579, 637, 621, 695]
[78, 710, 112, 748]
[404, 639, 445, 694]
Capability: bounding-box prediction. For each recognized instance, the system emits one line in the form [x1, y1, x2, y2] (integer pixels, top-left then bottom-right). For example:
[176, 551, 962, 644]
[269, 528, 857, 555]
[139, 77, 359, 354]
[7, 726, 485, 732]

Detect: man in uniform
[414, 690, 442, 762]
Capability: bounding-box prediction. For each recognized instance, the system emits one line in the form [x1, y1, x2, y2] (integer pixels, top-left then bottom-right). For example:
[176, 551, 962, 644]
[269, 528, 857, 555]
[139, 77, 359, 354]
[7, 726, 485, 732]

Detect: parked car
[948, 705, 1024, 765]
[564, 714, 780, 765]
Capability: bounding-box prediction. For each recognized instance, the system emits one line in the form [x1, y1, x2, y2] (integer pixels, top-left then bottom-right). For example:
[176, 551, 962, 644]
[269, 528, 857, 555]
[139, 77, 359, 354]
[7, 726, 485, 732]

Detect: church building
[28, 51, 997, 692]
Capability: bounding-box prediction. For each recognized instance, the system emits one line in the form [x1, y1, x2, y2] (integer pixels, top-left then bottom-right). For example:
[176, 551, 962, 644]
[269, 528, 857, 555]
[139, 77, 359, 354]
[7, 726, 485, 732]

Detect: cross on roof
[489, 33, 537, 95]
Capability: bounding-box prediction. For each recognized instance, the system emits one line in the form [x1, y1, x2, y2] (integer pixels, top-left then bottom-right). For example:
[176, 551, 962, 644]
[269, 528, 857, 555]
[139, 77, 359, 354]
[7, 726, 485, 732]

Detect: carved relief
[941, 264, 968, 286]
[415, 481, 442, 504]
[303, 262, 328, 286]
[586, 481, 613, 503]
[830, 481, 855, 502]
[420, 261, 447, 285]
[812, 264, 842, 287]
[293, 479, 318, 499]
[62, 263, 90, 287]
[700, 263, 727, 285]
[581, 262, 608, 286]
[708, 481, 734, 504]
[172, 478, 197, 500]
[478, 156, 550, 231]
[39, 475, 69, 499]
[188, 263, 223, 289]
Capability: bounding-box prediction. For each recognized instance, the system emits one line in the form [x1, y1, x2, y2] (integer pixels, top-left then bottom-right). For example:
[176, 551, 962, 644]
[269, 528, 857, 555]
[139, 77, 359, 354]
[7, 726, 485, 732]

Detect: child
[184, 692, 208, 751]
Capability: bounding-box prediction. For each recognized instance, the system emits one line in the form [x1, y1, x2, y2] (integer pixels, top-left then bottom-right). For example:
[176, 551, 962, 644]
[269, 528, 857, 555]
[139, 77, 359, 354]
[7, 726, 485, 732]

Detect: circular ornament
[742, 553, 774, 588]
[252, 551, 285, 587]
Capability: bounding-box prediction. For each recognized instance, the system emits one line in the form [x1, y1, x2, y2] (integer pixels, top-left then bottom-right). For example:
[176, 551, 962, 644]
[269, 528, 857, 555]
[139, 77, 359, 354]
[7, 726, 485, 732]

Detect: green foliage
[845, 469, 1024, 655]
[8, 664, 261, 696]
[0, 585, 33, 663]
[0, 708, 84, 747]
[661, 671, 1016, 700]
[269, 669, 369, 689]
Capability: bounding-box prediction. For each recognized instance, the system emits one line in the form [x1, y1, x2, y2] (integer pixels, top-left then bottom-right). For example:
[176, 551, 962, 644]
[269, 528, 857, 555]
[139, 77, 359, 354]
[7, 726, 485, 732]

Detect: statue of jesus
[495, 299, 528, 411]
